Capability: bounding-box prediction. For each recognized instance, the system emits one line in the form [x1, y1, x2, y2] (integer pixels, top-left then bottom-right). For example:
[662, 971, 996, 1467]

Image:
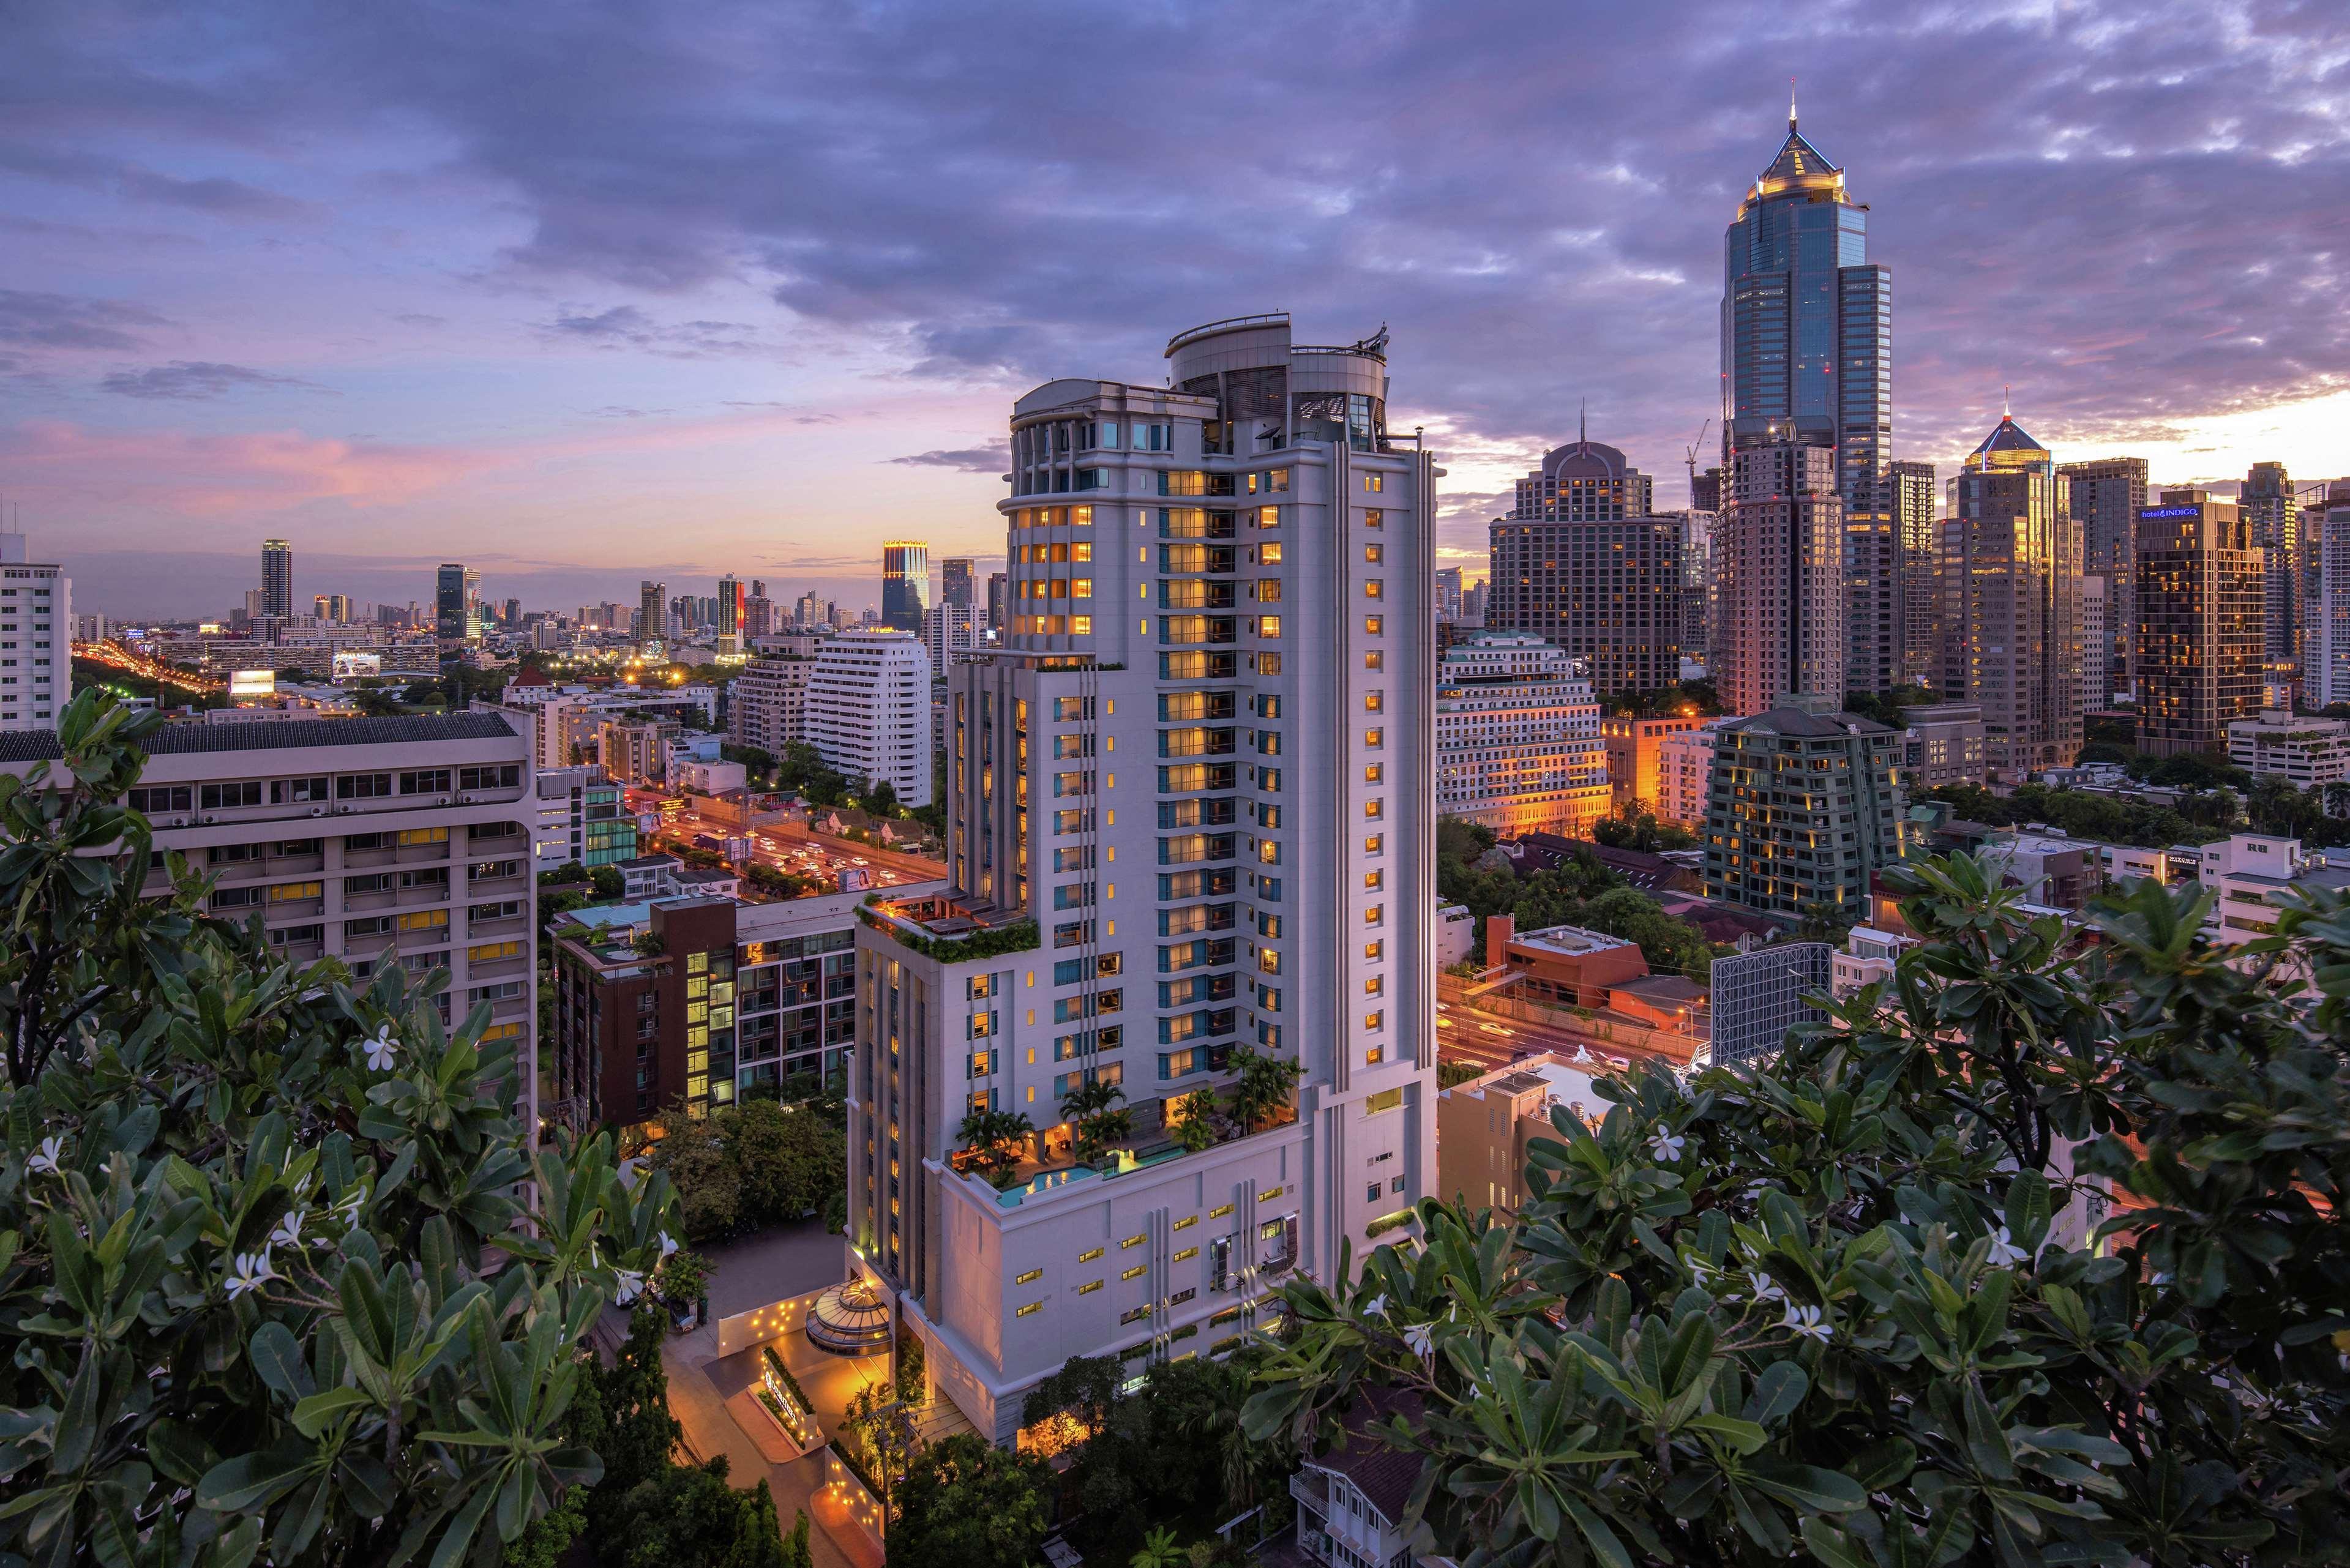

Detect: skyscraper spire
[1789, 77, 1798, 131]
[1579, 397, 1587, 447]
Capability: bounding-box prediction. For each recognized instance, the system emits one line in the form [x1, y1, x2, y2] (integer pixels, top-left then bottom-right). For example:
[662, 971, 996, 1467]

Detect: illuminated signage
[228, 669, 277, 699]
[2140, 506, 2201, 519]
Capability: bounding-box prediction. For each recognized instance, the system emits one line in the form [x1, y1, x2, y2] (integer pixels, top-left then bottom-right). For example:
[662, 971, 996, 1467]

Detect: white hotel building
[848, 313, 1437, 1443]
[807, 630, 932, 808]
[1, 532, 70, 734]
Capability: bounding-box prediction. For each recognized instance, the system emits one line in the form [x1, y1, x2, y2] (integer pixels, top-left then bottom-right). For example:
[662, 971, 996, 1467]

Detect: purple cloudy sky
[4, 0, 2347, 618]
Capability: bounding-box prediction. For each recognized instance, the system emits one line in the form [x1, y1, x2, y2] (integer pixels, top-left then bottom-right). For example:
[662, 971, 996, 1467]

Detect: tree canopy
[1246, 851, 2350, 1567]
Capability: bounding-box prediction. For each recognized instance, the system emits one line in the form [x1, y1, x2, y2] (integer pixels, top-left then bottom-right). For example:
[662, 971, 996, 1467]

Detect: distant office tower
[940, 557, 976, 610]
[1434, 630, 1609, 837]
[881, 540, 929, 632]
[1701, 697, 1905, 916]
[435, 564, 480, 644]
[806, 629, 930, 806]
[260, 539, 293, 619]
[716, 575, 744, 637]
[1936, 413, 2082, 781]
[2242, 461, 2300, 693]
[983, 572, 1007, 632]
[638, 581, 666, 643]
[1888, 460, 1937, 689]
[1667, 510, 1715, 667]
[1691, 466, 1725, 514]
[922, 602, 982, 676]
[743, 594, 775, 639]
[1716, 439, 1844, 716]
[2059, 457, 2149, 699]
[1434, 566, 1464, 621]
[792, 590, 822, 629]
[2080, 576, 2109, 711]
[1460, 581, 1487, 625]
[2311, 481, 2350, 709]
[852, 311, 1435, 1443]
[2137, 489, 2263, 756]
[1722, 106, 1891, 545]
[314, 594, 350, 624]
[0, 531, 71, 731]
[1845, 504, 1899, 695]
[1486, 430, 1680, 695]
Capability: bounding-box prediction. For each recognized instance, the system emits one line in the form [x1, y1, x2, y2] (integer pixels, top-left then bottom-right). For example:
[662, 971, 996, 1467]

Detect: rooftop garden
[856, 892, 1039, 960]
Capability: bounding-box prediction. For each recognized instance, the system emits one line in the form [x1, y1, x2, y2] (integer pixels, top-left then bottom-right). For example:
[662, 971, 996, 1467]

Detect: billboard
[228, 669, 277, 700]
[333, 651, 384, 680]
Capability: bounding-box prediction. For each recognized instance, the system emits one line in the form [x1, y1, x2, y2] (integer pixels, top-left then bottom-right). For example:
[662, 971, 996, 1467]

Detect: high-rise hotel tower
[848, 313, 1436, 1443]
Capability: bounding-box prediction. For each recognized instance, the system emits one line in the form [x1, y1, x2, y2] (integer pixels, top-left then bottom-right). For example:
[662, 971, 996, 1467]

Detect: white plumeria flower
[270, 1209, 309, 1250]
[613, 1268, 646, 1306]
[1748, 1271, 1786, 1304]
[362, 1023, 400, 1073]
[1648, 1129, 1686, 1162]
[1361, 1294, 1389, 1319]
[1986, 1226, 2029, 1267]
[225, 1248, 277, 1301]
[1401, 1322, 1435, 1359]
[1781, 1303, 1832, 1343]
[25, 1136, 65, 1176]
[657, 1231, 681, 1259]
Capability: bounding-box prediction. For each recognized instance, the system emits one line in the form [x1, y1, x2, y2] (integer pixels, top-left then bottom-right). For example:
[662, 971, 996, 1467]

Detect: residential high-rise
[1601, 713, 1713, 817]
[850, 312, 1434, 1442]
[727, 654, 815, 756]
[984, 572, 1008, 633]
[1715, 439, 1844, 717]
[716, 575, 744, 637]
[1668, 509, 1715, 667]
[1690, 466, 1725, 514]
[806, 629, 930, 807]
[2080, 575, 2109, 711]
[1937, 413, 2083, 781]
[2, 712, 537, 1115]
[2242, 462, 2300, 695]
[881, 540, 930, 632]
[638, 581, 666, 644]
[1721, 105, 1891, 557]
[1434, 566, 1464, 621]
[922, 602, 982, 678]
[2059, 457, 2149, 699]
[1485, 430, 1680, 696]
[1655, 720, 1726, 829]
[1701, 696, 1906, 916]
[1888, 460, 1938, 689]
[0, 532, 71, 731]
[435, 564, 480, 646]
[2137, 489, 2263, 756]
[941, 557, 977, 611]
[2310, 481, 2350, 709]
[1435, 630, 1608, 837]
[260, 539, 293, 619]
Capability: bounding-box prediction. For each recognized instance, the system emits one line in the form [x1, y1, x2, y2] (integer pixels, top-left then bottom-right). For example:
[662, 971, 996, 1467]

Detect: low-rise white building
[1831, 925, 1913, 998]
[1434, 902, 1475, 967]
[2227, 709, 2350, 791]
[1, 531, 70, 733]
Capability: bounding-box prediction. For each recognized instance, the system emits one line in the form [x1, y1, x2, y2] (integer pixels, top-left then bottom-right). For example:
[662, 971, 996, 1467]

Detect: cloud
[0, 421, 496, 515]
[539, 305, 765, 357]
[0, 290, 168, 351]
[0, 146, 313, 221]
[889, 444, 1009, 473]
[97, 360, 326, 400]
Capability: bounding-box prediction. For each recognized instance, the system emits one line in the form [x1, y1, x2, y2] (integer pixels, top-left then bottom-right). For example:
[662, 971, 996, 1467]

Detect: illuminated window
[1016, 1267, 1043, 1285]
[1364, 651, 1383, 670]
[1365, 799, 1383, 819]
[1364, 905, 1384, 926]
[395, 909, 447, 934]
[1121, 1264, 1147, 1281]
[1364, 1011, 1385, 1031]
[1173, 1245, 1198, 1263]
[1077, 1279, 1103, 1296]
[1017, 1301, 1043, 1318]
[1364, 474, 1383, 492]
[469, 939, 521, 961]
[1364, 835, 1383, 854]
[1363, 870, 1383, 890]
[269, 881, 323, 903]
[1364, 616, 1383, 635]
[1364, 764, 1383, 783]
[1261, 542, 1284, 565]
[1209, 1203, 1233, 1219]
[1364, 976, 1383, 996]
[1172, 1214, 1197, 1231]
[1364, 728, 1383, 747]
[687, 952, 709, 975]
[1364, 580, 1383, 599]
[395, 827, 447, 847]
[1364, 692, 1383, 711]
[1364, 543, 1383, 562]
[1364, 941, 1383, 960]
[1078, 1246, 1104, 1263]
[1121, 1233, 1147, 1249]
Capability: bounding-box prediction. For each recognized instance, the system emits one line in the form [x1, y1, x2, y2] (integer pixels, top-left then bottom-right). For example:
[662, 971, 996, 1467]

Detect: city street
[634, 797, 942, 895]
[1434, 999, 1692, 1076]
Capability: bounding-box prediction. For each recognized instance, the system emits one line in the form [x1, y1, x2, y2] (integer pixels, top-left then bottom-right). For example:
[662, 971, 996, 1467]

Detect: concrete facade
[1434, 630, 1607, 838]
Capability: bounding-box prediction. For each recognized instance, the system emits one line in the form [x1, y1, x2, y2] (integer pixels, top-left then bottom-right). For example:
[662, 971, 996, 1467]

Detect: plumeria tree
[0, 693, 681, 1566]
[1245, 854, 2350, 1567]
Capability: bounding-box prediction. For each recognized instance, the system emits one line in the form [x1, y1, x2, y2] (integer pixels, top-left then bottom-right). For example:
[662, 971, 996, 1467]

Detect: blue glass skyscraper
[1721, 106, 1895, 693]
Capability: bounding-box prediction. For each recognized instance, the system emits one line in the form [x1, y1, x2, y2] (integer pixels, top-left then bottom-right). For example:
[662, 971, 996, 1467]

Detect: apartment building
[1, 532, 71, 733]
[1435, 1053, 1609, 1214]
[730, 654, 815, 757]
[531, 765, 636, 868]
[1601, 713, 1712, 818]
[1654, 719, 1727, 829]
[1434, 630, 1608, 838]
[807, 630, 931, 807]
[2227, 709, 2350, 791]
[850, 312, 1436, 1445]
[1700, 698, 1907, 915]
[2137, 490, 2262, 757]
[0, 712, 537, 1113]
[547, 884, 894, 1128]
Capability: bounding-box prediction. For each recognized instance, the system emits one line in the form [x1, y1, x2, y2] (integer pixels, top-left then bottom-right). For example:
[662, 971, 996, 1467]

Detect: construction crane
[1684, 419, 1711, 508]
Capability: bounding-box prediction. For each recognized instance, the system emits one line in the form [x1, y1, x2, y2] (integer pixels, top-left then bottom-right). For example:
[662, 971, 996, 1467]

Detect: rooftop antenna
[1579, 397, 1588, 447]
[1789, 77, 1798, 131]
[2003, 386, 2011, 420]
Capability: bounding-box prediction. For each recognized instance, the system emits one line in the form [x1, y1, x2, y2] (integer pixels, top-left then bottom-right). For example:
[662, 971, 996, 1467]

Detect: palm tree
[1059, 1077, 1131, 1163]
[2328, 780, 2350, 822]
[1225, 1043, 1304, 1133]
[1170, 1086, 1221, 1153]
[954, 1107, 1034, 1188]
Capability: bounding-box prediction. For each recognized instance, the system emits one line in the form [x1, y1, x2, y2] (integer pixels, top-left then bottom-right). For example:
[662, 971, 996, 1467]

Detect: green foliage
[1170, 1088, 1222, 1154]
[840, 1381, 918, 1510]
[896, 1331, 927, 1405]
[606, 1456, 791, 1568]
[743, 862, 813, 898]
[1601, 680, 1721, 719]
[1224, 1043, 1304, 1132]
[2125, 747, 2251, 791]
[1246, 850, 2350, 1568]
[1922, 780, 2235, 848]
[1060, 1077, 1132, 1162]
[0, 690, 681, 1567]
[1590, 808, 1697, 853]
[891, 1433, 1054, 1568]
[773, 741, 853, 807]
[642, 1097, 847, 1243]
[584, 1307, 681, 1531]
[1437, 1059, 1485, 1089]
[589, 863, 626, 900]
[954, 1108, 1035, 1187]
[1840, 684, 1939, 731]
[856, 907, 1041, 961]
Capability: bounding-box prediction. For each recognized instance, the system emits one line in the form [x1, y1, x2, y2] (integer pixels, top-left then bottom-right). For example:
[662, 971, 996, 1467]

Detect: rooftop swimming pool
[997, 1163, 1098, 1208]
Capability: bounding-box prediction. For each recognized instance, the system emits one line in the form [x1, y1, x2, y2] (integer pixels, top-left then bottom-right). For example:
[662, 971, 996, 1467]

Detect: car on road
[1479, 1023, 1509, 1037]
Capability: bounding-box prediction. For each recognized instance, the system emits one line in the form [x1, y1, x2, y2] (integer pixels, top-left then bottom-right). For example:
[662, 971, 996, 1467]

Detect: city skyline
[7, 1, 2348, 615]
